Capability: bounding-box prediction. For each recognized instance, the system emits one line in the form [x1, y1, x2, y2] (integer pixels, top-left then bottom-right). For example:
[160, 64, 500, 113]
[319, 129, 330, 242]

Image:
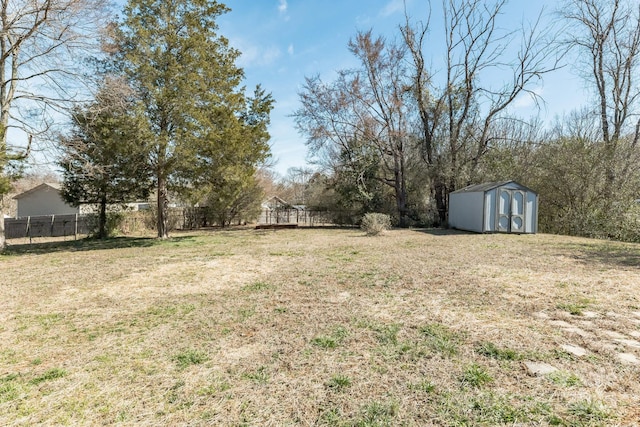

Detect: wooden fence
[5, 214, 91, 240]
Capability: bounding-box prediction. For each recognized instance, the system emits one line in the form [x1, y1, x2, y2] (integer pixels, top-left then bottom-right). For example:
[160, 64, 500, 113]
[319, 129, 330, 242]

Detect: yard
[1, 228, 639, 425]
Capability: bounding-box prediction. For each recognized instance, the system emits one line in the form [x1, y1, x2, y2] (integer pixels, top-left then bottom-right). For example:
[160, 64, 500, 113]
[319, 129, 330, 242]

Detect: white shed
[448, 181, 538, 234]
[13, 183, 79, 218]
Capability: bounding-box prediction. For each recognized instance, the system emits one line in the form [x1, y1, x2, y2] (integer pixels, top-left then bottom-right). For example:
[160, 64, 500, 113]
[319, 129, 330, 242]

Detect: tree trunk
[157, 175, 169, 239]
[0, 214, 5, 250]
[98, 195, 107, 239]
[433, 176, 448, 227]
[394, 158, 409, 227]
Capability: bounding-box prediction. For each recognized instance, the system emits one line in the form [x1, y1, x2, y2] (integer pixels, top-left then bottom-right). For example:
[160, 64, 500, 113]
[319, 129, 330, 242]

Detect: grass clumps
[460, 363, 493, 388]
[556, 297, 592, 316]
[547, 370, 582, 387]
[311, 326, 349, 349]
[355, 401, 398, 426]
[567, 398, 611, 420]
[420, 323, 460, 357]
[30, 368, 67, 385]
[476, 341, 521, 360]
[243, 366, 269, 384]
[173, 349, 208, 370]
[327, 374, 351, 390]
[361, 213, 391, 236]
[0, 374, 22, 403]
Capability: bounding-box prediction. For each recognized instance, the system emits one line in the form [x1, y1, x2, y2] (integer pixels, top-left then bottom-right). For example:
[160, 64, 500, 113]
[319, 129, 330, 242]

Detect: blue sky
[217, 0, 588, 177]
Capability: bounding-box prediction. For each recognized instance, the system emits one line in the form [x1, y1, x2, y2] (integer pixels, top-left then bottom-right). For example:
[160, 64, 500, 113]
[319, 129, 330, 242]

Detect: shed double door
[496, 188, 525, 233]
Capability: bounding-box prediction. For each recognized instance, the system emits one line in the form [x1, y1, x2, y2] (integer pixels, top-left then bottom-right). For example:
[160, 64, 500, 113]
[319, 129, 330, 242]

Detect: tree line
[1, 0, 640, 247]
[1, 0, 272, 244]
[292, 0, 640, 241]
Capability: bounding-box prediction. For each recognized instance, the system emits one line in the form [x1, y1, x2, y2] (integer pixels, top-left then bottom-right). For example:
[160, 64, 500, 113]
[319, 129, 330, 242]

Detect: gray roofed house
[12, 183, 79, 218]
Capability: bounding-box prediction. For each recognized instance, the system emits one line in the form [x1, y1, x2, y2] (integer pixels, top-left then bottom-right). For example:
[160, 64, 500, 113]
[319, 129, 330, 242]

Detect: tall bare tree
[0, 0, 110, 248]
[402, 0, 559, 223]
[296, 32, 415, 225]
[562, 0, 640, 195]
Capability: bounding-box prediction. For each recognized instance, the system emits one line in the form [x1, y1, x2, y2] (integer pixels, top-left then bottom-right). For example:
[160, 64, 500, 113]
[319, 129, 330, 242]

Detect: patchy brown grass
[1, 228, 639, 426]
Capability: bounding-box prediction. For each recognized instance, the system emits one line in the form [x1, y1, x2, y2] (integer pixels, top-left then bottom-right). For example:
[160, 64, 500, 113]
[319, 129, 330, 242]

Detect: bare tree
[562, 0, 640, 194]
[296, 32, 415, 225]
[1, 0, 110, 143]
[402, 0, 560, 223]
[0, 0, 110, 248]
[282, 166, 314, 205]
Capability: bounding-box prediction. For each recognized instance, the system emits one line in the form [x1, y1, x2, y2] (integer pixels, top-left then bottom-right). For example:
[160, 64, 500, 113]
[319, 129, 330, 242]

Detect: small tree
[204, 171, 264, 227]
[59, 78, 153, 239]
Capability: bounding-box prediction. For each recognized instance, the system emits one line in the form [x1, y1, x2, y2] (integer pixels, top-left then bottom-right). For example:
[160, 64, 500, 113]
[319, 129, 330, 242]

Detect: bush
[85, 211, 126, 239]
[361, 213, 391, 235]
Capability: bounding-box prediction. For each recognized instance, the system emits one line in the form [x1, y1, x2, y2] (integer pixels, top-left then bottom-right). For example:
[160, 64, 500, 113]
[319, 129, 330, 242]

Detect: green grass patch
[567, 398, 612, 423]
[173, 349, 208, 370]
[355, 400, 398, 426]
[198, 380, 231, 397]
[420, 323, 460, 357]
[0, 374, 23, 403]
[312, 326, 348, 349]
[242, 281, 273, 292]
[547, 370, 582, 387]
[242, 366, 269, 384]
[408, 379, 436, 393]
[327, 374, 351, 390]
[460, 364, 493, 388]
[476, 341, 521, 360]
[556, 297, 593, 316]
[30, 368, 67, 385]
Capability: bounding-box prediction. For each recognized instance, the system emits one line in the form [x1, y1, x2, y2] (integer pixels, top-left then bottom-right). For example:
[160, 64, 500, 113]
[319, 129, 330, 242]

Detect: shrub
[86, 211, 126, 238]
[361, 213, 391, 235]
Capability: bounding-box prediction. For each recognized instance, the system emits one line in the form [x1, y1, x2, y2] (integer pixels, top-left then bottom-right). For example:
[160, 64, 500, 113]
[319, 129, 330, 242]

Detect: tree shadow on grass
[411, 227, 472, 236]
[561, 242, 640, 268]
[4, 235, 197, 256]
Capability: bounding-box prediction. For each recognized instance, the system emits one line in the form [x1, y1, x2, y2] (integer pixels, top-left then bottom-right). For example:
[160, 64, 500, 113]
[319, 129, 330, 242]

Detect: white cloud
[278, 0, 290, 20]
[287, 44, 294, 55]
[278, 0, 287, 14]
[380, 0, 406, 17]
[262, 46, 283, 65]
[231, 37, 283, 68]
[513, 86, 544, 110]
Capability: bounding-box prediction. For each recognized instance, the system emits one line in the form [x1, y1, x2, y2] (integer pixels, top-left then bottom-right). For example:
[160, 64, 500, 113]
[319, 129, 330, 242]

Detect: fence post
[50, 215, 55, 237]
[27, 216, 31, 243]
[75, 213, 78, 240]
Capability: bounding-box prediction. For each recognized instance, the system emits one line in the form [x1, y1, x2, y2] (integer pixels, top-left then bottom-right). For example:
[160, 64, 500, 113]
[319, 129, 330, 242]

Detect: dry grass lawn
[1, 227, 639, 426]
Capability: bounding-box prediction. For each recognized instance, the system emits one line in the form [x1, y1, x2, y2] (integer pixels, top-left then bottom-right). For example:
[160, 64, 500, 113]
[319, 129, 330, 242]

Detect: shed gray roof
[451, 180, 536, 194]
[12, 182, 61, 199]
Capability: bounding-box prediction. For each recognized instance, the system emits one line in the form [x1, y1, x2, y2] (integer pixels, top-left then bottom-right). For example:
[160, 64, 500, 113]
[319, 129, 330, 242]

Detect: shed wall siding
[484, 189, 497, 232]
[17, 188, 79, 218]
[526, 192, 538, 233]
[449, 192, 485, 233]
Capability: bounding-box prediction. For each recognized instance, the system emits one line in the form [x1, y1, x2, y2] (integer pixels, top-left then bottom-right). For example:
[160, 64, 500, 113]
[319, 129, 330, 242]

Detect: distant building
[12, 183, 149, 218]
[259, 196, 305, 224]
[12, 183, 79, 218]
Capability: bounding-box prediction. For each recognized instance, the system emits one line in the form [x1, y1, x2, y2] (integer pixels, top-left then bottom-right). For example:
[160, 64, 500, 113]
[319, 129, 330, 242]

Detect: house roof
[451, 180, 537, 194]
[12, 182, 62, 200]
